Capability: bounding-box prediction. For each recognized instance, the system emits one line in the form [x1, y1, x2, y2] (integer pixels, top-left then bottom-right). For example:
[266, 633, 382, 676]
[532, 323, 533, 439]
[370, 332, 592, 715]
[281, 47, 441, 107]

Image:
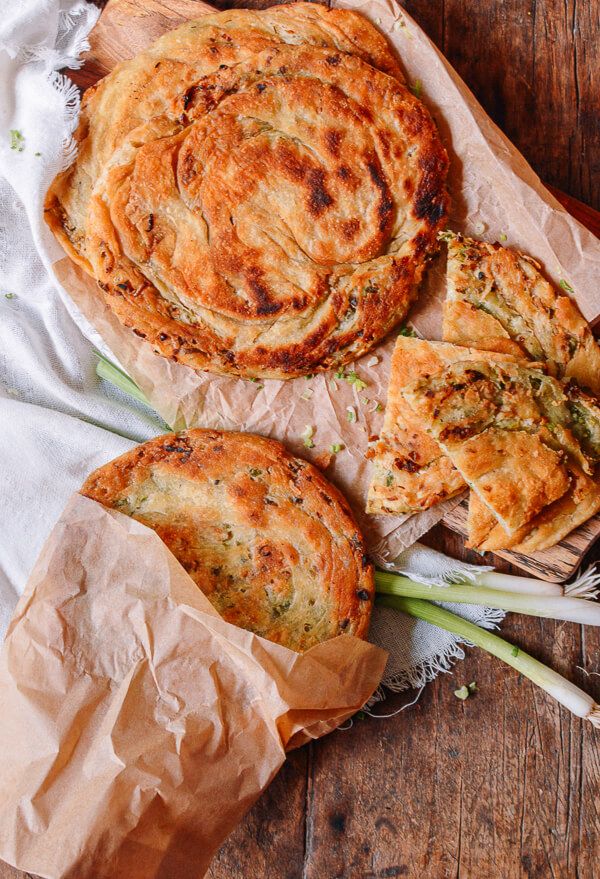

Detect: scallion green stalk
[95, 353, 152, 407]
[460, 570, 564, 596]
[375, 570, 600, 627]
[452, 568, 599, 599]
[378, 594, 600, 727]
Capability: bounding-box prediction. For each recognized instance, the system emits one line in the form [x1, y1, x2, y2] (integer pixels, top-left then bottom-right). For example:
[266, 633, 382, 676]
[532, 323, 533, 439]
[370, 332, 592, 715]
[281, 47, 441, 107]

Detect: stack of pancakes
[45, 3, 448, 379]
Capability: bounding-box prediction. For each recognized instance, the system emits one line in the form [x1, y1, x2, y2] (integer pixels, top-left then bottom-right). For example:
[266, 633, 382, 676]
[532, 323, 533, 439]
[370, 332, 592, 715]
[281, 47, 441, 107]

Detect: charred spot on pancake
[413, 153, 448, 226]
[341, 218, 360, 240]
[306, 168, 334, 216]
[182, 85, 197, 110]
[324, 129, 343, 156]
[246, 268, 282, 317]
[366, 157, 394, 232]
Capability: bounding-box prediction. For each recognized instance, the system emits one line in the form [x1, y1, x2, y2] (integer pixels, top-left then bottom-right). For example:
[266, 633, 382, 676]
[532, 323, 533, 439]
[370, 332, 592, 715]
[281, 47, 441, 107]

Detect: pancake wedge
[467, 469, 600, 553]
[366, 336, 519, 515]
[442, 232, 600, 394]
[401, 356, 597, 534]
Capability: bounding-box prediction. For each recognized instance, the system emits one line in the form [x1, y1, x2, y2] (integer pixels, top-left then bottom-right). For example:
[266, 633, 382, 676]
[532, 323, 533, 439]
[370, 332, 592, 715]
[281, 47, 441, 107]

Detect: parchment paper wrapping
[51, 0, 600, 563]
[0, 493, 386, 879]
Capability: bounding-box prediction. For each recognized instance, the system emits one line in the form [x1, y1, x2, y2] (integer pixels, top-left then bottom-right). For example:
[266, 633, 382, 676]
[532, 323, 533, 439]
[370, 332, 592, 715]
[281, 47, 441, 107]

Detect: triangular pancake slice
[366, 336, 520, 515]
[467, 468, 600, 553]
[401, 351, 589, 534]
[442, 233, 600, 395]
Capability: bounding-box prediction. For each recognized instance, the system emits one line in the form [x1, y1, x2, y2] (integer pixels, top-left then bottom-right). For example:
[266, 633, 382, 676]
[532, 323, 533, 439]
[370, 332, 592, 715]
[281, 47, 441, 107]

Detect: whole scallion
[378, 594, 600, 727]
[375, 570, 600, 627]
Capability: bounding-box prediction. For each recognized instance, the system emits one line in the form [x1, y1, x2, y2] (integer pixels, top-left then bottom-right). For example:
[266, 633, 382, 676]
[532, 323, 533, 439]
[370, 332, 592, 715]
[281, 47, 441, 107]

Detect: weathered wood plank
[207, 749, 309, 878]
[1, 3, 599, 879]
[409, 0, 600, 213]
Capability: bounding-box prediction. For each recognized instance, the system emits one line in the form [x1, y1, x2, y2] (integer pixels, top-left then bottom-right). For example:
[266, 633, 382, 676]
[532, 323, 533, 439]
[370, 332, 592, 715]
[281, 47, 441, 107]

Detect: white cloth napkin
[0, 0, 501, 693]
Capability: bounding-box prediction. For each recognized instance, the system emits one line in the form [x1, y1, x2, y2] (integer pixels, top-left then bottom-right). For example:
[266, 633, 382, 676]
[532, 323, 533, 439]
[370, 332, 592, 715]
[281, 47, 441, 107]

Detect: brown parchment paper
[52, 0, 600, 564]
[0, 493, 386, 879]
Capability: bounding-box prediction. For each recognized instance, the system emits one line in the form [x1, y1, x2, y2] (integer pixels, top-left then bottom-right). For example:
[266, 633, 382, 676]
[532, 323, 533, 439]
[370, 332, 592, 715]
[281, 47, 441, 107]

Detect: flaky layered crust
[467, 470, 600, 554]
[45, 4, 448, 379]
[366, 336, 518, 515]
[443, 233, 600, 393]
[401, 355, 596, 534]
[439, 234, 600, 549]
[81, 429, 373, 652]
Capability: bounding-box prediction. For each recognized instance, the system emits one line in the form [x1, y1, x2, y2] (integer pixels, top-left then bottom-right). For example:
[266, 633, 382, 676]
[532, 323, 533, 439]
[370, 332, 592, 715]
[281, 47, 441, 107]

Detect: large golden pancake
[45, 4, 448, 378]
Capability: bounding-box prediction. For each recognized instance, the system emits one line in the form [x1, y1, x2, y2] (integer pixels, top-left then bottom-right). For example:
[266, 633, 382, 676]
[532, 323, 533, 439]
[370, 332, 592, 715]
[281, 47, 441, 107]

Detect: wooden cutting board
[69, 0, 600, 582]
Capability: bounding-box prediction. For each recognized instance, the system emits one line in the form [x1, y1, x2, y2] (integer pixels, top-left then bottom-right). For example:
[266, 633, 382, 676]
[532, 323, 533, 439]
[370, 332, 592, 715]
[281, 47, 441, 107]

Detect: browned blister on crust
[45, 4, 449, 379]
[443, 232, 600, 394]
[80, 429, 374, 651]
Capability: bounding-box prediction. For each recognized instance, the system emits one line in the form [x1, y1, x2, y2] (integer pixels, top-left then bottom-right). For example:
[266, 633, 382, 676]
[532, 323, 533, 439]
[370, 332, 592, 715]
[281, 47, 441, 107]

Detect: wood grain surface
[3, 2, 599, 878]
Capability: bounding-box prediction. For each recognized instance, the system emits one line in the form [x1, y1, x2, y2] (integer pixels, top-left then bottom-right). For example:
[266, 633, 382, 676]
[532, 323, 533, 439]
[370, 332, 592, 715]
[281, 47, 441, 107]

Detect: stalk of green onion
[450, 568, 599, 599]
[378, 594, 600, 727]
[95, 352, 152, 406]
[375, 570, 600, 626]
[456, 570, 564, 596]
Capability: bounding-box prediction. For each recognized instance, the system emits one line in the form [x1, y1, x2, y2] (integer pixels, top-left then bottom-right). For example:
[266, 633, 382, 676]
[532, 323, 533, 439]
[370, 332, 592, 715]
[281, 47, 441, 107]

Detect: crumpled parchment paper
[0, 493, 386, 879]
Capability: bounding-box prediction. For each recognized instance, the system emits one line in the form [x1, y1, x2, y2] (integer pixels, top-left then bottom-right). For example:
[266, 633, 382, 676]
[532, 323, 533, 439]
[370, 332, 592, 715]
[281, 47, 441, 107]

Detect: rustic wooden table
[2, 2, 599, 878]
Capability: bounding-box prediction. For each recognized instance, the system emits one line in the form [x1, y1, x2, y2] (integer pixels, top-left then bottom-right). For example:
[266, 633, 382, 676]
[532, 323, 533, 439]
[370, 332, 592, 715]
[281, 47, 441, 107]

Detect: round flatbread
[46, 4, 448, 379]
[81, 429, 374, 651]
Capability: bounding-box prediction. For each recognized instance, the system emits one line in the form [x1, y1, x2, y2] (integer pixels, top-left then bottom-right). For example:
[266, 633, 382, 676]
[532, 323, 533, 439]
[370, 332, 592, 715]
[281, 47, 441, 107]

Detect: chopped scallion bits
[410, 79, 422, 98]
[454, 685, 470, 701]
[9, 130, 24, 152]
[398, 324, 417, 337]
[330, 443, 344, 454]
[4, 292, 16, 299]
[345, 371, 367, 390]
[559, 279, 574, 294]
[385, 473, 394, 486]
[499, 232, 508, 242]
[301, 424, 315, 448]
[346, 406, 357, 423]
[334, 369, 368, 390]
